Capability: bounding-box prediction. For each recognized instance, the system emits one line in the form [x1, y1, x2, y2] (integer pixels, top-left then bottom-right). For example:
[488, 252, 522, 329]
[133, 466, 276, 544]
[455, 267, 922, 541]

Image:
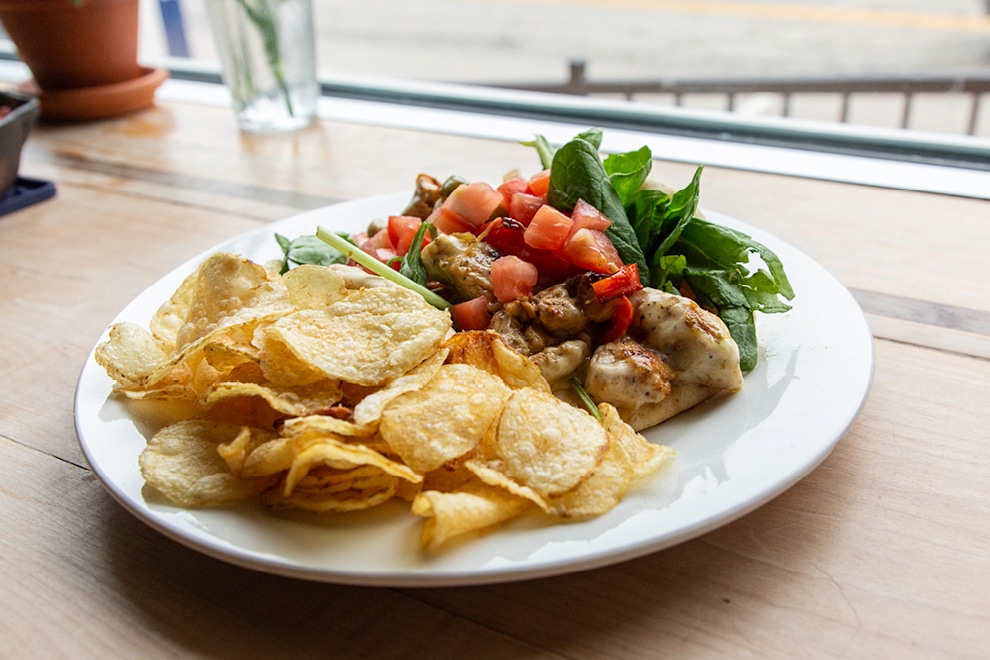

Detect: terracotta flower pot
[0, 0, 141, 92]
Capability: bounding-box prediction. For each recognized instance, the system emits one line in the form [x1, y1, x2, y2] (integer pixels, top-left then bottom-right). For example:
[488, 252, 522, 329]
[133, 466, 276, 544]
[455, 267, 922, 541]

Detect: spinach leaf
[677, 218, 795, 304]
[655, 165, 704, 257]
[628, 188, 670, 259]
[603, 145, 653, 206]
[398, 222, 438, 286]
[520, 134, 556, 170]
[651, 253, 687, 293]
[547, 138, 648, 285]
[275, 232, 350, 274]
[521, 127, 603, 170]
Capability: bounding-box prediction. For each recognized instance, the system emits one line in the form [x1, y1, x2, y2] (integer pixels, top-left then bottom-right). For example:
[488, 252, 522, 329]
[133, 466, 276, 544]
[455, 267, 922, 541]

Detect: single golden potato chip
[464, 459, 548, 512]
[279, 414, 376, 441]
[217, 426, 278, 476]
[443, 330, 551, 392]
[493, 388, 608, 498]
[253, 328, 329, 386]
[281, 264, 347, 309]
[379, 364, 511, 473]
[598, 402, 675, 481]
[281, 437, 422, 496]
[240, 436, 297, 478]
[197, 379, 344, 420]
[351, 348, 448, 428]
[95, 322, 169, 389]
[412, 479, 533, 551]
[152, 252, 294, 355]
[95, 322, 193, 398]
[202, 330, 260, 372]
[542, 404, 675, 519]
[260, 286, 452, 386]
[139, 420, 276, 507]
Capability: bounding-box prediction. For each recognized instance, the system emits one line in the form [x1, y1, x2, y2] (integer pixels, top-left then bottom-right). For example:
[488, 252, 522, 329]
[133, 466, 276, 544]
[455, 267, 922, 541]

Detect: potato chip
[281, 263, 347, 309]
[598, 402, 675, 481]
[323, 263, 400, 291]
[217, 425, 277, 476]
[443, 330, 550, 392]
[139, 420, 276, 507]
[281, 438, 421, 496]
[412, 479, 533, 551]
[152, 252, 294, 355]
[256, 435, 421, 512]
[490, 388, 608, 498]
[95, 322, 193, 398]
[279, 414, 376, 442]
[464, 459, 548, 512]
[351, 347, 448, 428]
[198, 379, 344, 420]
[253, 328, 329, 386]
[542, 405, 674, 519]
[379, 364, 511, 473]
[202, 330, 260, 372]
[240, 436, 297, 478]
[263, 470, 397, 512]
[260, 286, 451, 386]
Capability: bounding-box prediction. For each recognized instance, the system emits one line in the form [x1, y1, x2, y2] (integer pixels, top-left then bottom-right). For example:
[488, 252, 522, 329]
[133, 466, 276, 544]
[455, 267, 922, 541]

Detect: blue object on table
[0, 176, 56, 217]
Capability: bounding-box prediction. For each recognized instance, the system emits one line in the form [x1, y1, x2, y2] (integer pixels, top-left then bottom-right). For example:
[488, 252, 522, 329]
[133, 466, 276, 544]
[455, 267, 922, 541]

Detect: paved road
[306, 0, 990, 83]
[169, 0, 990, 136]
[174, 0, 990, 83]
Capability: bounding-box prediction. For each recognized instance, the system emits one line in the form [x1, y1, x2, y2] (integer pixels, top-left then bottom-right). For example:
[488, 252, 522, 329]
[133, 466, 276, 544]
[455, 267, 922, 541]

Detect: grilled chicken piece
[533, 283, 588, 336]
[585, 288, 742, 431]
[583, 340, 674, 411]
[530, 338, 590, 388]
[401, 173, 443, 219]
[420, 233, 500, 301]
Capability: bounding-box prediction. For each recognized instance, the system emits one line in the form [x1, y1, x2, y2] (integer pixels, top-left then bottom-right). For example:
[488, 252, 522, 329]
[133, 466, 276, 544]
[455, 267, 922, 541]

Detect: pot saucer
[19, 67, 168, 121]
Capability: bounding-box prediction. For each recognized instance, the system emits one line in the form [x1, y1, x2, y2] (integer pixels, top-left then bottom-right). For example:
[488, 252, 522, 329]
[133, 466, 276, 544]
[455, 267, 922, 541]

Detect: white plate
[74, 192, 874, 587]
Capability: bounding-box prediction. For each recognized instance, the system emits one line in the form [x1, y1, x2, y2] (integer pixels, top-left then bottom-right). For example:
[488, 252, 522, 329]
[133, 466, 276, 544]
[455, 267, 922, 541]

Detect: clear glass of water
[206, 0, 319, 133]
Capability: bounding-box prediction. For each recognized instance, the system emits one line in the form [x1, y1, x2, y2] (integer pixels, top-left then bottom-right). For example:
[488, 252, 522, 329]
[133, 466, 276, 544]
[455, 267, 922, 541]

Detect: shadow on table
[98, 452, 857, 658]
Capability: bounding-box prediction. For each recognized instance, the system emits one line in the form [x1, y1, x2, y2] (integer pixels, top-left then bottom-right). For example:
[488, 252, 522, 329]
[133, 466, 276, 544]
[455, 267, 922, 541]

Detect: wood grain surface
[1, 99, 987, 659]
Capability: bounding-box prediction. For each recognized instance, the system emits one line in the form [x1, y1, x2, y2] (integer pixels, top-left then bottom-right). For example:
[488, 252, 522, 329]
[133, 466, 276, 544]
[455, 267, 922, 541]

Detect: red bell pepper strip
[599, 295, 635, 344]
[591, 263, 642, 301]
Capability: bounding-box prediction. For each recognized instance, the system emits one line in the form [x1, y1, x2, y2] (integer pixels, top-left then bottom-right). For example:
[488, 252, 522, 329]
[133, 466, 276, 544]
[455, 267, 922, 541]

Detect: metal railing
[493, 60, 990, 137]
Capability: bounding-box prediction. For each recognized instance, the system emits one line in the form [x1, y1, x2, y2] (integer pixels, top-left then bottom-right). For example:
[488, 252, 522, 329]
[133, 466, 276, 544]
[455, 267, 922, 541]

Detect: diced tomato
[599, 295, 635, 344]
[527, 169, 551, 197]
[561, 228, 623, 274]
[442, 181, 505, 228]
[451, 295, 491, 331]
[497, 177, 530, 206]
[370, 247, 401, 270]
[427, 205, 474, 235]
[491, 255, 538, 303]
[524, 204, 573, 251]
[482, 218, 583, 283]
[361, 226, 395, 252]
[508, 192, 544, 226]
[387, 215, 424, 255]
[591, 263, 642, 301]
[570, 199, 612, 233]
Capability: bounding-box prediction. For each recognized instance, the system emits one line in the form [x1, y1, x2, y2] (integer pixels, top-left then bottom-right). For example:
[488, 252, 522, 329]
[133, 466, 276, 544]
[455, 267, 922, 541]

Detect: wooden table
[2, 90, 988, 658]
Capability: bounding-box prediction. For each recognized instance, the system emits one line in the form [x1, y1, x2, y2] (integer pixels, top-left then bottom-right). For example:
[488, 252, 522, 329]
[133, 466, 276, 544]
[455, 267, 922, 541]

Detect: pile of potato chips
[96, 252, 673, 551]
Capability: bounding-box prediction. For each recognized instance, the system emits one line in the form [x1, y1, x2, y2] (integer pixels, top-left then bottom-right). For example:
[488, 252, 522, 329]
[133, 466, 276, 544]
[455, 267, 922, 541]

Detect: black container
[0, 90, 40, 196]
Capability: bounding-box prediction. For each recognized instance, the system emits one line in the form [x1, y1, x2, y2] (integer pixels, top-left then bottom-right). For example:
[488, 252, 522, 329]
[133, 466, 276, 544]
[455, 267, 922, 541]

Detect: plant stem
[233, 0, 295, 117]
[316, 227, 452, 310]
